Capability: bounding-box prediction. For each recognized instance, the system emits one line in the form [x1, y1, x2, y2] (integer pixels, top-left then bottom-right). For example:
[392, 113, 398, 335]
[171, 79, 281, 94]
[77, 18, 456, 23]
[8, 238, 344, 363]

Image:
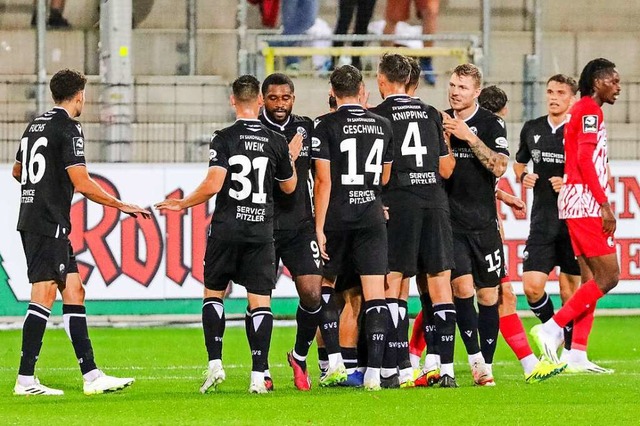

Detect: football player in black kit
[369, 53, 457, 388]
[442, 63, 509, 386]
[259, 73, 343, 390]
[312, 65, 394, 391]
[12, 69, 149, 396]
[156, 75, 297, 394]
[515, 75, 608, 373]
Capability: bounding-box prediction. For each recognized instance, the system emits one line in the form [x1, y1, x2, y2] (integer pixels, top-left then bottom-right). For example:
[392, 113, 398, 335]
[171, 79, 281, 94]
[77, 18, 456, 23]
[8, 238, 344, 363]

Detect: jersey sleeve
[576, 108, 607, 204]
[382, 117, 394, 163]
[485, 116, 510, 157]
[274, 133, 295, 181]
[61, 121, 87, 169]
[208, 130, 230, 169]
[515, 122, 532, 164]
[311, 118, 331, 161]
[434, 110, 448, 157]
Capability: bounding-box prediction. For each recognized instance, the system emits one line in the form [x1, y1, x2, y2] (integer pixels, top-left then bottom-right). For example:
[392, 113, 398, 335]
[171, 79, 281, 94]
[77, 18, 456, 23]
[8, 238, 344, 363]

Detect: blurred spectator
[280, 0, 319, 72]
[248, 0, 281, 28]
[332, 0, 378, 71]
[31, 0, 70, 29]
[383, 0, 439, 85]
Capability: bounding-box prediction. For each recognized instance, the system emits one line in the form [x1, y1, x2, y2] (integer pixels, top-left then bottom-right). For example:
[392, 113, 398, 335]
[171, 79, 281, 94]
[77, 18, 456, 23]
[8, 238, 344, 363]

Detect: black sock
[528, 292, 555, 323]
[62, 304, 97, 375]
[478, 303, 499, 364]
[341, 347, 358, 373]
[364, 299, 388, 369]
[356, 309, 368, 369]
[421, 293, 438, 356]
[382, 298, 399, 376]
[454, 296, 480, 355]
[18, 303, 50, 376]
[319, 286, 341, 355]
[396, 299, 411, 370]
[293, 304, 320, 371]
[247, 307, 273, 373]
[433, 303, 457, 365]
[317, 347, 328, 373]
[564, 321, 574, 351]
[202, 297, 225, 361]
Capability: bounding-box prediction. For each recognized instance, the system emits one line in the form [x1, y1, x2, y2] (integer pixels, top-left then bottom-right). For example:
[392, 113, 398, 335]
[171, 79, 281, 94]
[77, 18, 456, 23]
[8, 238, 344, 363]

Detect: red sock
[571, 302, 596, 351]
[499, 313, 533, 360]
[409, 310, 426, 356]
[554, 280, 604, 328]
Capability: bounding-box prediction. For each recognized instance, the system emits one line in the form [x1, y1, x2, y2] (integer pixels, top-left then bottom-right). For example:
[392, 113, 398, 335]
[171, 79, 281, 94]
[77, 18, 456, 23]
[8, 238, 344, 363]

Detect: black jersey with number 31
[312, 104, 394, 230]
[208, 119, 293, 242]
[444, 105, 509, 232]
[370, 95, 448, 206]
[16, 107, 86, 239]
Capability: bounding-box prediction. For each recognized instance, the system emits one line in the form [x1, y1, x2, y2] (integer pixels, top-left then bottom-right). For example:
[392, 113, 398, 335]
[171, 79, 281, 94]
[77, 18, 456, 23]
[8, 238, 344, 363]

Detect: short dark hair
[478, 85, 508, 114]
[378, 53, 411, 84]
[452, 63, 483, 88]
[578, 58, 616, 97]
[547, 74, 578, 95]
[406, 57, 421, 90]
[50, 69, 87, 103]
[261, 73, 295, 96]
[330, 65, 363, 98]
[232, 75, 261, 103]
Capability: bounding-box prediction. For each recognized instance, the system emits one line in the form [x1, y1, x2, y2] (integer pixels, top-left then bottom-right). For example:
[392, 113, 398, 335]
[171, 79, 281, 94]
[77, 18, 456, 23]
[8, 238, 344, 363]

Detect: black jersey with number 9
[208, 119, 293, 242]
[312, 104, 394, 230]
[16, 107, 86, 239]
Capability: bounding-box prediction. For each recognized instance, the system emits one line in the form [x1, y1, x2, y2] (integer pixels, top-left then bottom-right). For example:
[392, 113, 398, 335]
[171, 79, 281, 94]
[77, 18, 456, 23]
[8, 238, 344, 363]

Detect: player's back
[209, 119, 291, 242]
[370, 95, 448, 206]
[16, 107, 85, 239]
[312, 104, 393, 230]
[445, 105, 509, 232]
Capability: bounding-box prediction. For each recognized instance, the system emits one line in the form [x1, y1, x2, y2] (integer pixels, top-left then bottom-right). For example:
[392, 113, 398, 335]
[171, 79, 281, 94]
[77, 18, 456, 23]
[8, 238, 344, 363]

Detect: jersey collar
[261, 110, 290, 131]
[338, 103, 364, 110]
[453, 103, 479, 122]
[546, 115, 569, 134]
[53, 106, 71, 117]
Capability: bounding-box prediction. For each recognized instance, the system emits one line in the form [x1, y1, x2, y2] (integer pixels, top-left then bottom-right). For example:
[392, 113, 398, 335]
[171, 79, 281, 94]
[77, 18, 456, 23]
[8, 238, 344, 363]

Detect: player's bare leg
[339, 286, 364, 387]
[381, 271, 403, 387]
[360, 275, 390, 391]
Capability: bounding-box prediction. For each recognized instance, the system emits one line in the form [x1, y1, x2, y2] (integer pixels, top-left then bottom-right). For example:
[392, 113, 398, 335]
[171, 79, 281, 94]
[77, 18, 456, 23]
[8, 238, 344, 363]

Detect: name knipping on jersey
[240, 134, 268, 152]
[21, 189, 35, 204]
[236, 205, 266, 222]
[409, 171, 437, 185]
[390, 105, 429, 121]
[349, 189, 376, 204]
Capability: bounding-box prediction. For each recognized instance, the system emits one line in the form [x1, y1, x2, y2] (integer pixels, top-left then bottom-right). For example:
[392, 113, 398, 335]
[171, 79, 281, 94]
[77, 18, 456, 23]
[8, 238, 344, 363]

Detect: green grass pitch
[1, 316, 639, 425]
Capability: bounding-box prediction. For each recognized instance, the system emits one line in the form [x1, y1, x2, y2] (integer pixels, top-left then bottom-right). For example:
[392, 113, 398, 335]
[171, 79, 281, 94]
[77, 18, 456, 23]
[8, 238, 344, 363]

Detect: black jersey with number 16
[16, 107, 86, 239]
[370, 95, 448, 206]
[208, 119, 294, 243]
[444, 105, 509, 232]
[312, 104, 394, 230]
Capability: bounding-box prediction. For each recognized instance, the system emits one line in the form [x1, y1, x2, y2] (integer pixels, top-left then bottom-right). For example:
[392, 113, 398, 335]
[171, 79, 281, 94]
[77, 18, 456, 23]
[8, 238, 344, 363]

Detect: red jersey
[558, 96, 609, 219]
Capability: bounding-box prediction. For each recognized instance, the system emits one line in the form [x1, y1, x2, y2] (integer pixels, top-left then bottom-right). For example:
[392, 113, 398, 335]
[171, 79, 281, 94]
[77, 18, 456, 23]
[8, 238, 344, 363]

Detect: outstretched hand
[154, 199, 184, 212]
[120, 203, 152, 219]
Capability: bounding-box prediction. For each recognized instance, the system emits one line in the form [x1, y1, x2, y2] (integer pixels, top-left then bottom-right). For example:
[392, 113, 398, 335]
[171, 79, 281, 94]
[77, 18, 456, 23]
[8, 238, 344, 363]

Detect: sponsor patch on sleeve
[582, 115, 598, 133]
[495, 136, 508, 149]
[209, 149, 217, 162]
[73, 137, 84, 156]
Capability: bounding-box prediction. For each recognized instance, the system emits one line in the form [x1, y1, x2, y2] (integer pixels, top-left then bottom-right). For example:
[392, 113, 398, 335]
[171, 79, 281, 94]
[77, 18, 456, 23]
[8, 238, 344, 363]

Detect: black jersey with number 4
[208, 119, 293, 243]
[259, 111, 314, 230]
[444, 105, 509, 232]
[370, 95, 448, 206]
[516, 115, 566, 229]
[312, 104, 394, 230]
[16, 107, 86, 239]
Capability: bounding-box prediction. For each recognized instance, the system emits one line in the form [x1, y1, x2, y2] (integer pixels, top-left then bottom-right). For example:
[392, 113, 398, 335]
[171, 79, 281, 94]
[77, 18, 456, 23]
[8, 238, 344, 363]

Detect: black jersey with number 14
[16, 107, 86, 239]
[208, 119, 294, 243]
[312, 104, 394, 230]
[444, 105, 509, 232]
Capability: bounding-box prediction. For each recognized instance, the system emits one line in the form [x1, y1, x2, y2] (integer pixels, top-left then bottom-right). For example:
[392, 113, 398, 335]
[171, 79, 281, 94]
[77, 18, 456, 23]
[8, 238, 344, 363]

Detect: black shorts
[203, 237, 276, 296]
[523, 223, 580, 276]
[451, 227, 504, 288]
[335, 269, 362, 293]
[275, 225, 322, 278]
[323, 223, 388, 278]
[387, 199, 454, 276]
[20, 231, 78, 284]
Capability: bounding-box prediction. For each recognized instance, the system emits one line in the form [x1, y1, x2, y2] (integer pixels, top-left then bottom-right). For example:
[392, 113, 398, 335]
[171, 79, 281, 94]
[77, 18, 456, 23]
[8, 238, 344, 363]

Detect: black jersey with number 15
[259, 111, 314, 230]
[312, 104, 394, 230]
[370, 95, 448, 206]
[208, 119, 293, 243]
[16, 107, 86, 239]
[444, 106, 509, 232]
